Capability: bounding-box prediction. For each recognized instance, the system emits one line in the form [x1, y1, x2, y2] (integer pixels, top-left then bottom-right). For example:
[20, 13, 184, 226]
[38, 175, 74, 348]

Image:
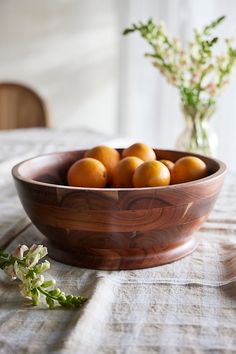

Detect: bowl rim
[12, 148, 227, 191]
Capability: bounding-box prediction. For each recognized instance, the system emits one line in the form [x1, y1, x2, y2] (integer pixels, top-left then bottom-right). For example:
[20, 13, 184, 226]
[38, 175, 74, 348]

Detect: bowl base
[45, 236, 198, 270]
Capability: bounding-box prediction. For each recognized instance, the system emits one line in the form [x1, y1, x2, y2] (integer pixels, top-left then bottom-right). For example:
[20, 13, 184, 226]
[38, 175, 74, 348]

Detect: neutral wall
[0, 0, 119, 135]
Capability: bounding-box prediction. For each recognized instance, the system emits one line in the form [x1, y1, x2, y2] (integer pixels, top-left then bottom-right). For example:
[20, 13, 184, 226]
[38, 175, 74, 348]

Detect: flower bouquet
[123, 16, 236, 155]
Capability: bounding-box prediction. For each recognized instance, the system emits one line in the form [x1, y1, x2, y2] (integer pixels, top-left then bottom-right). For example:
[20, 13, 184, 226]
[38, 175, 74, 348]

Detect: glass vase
[175, 103, 218, 156]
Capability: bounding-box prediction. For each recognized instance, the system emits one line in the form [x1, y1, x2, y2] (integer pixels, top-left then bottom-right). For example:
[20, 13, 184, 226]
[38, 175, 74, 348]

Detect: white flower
[206, 82, 217, 96]
[26, 245, 48, 268]
[173, 37, 181, 50]
[221, 79, 230, 88]
[35, 260, 50, 274]
[12, 245, 28, 260]
[190, 72, 201, 85]
[13, 262, 26, 281]
[31, 275, 45, 288]
[179, 54, 188, 66]
[4, 264, 17, 280]
[217, 55, 228, 70]
[19, 279, 32, 298]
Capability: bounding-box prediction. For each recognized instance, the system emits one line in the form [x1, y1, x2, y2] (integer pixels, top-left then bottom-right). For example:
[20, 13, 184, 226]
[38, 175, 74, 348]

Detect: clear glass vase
[175, 103, 218, 156]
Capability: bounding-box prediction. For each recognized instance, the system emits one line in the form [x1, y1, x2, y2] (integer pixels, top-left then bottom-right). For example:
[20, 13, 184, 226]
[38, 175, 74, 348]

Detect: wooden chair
[0, 82, 50, 130]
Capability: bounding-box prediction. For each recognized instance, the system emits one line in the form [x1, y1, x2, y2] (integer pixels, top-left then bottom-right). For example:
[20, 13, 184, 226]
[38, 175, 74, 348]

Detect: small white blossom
[206, 82, 217, 96]
[35, 260, 50, 274]
[221, 79, 230, 88]
[12, 245, 28, 260]
[190, 72, 201, 85]
[173, 37, 181, 50]
[19, 280, 32, 298]
[4, 264, 17, 280]
[26, 245, 48, 268]
[13, 262, 26, 281]
[31, 274, 45, 288]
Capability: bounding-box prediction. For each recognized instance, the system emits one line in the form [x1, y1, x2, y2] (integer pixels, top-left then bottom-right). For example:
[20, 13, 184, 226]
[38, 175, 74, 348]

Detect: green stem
[38, 287, 59, 301]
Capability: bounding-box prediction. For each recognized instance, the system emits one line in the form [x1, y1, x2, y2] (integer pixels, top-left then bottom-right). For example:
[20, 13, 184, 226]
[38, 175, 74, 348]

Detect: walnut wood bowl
[12, 149, 226, 270]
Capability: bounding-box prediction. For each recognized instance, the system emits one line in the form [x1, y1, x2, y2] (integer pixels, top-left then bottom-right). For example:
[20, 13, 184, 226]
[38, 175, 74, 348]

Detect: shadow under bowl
[12, 149, 226, 270]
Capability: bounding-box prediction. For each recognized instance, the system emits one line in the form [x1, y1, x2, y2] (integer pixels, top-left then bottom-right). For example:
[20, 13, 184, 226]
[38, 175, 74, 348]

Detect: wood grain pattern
[0, 82, 49, 130]
[12, 149, 226, 270]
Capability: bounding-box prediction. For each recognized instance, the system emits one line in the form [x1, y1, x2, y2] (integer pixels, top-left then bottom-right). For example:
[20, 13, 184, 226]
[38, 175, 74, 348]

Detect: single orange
[122, 143, 156, 161]
[171, 156, 208, 184]
[133, 160, 170, 188]
[67, 157, 107, 188]
[84, 145, 120, 184]
[159, 159, 175, 173]
[113, 156, 143, 188]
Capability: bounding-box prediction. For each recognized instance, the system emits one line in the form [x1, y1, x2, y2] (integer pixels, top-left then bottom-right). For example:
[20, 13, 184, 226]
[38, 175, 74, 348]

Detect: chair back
[0, 82, 49, 129]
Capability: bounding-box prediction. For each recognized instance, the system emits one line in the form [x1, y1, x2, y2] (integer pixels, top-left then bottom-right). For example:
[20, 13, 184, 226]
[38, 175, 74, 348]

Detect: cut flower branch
[0, 244, 87, 309]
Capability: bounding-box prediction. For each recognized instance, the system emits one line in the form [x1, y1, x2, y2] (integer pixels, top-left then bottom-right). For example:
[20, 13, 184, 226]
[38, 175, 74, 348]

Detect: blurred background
[0, 0, 236, 169]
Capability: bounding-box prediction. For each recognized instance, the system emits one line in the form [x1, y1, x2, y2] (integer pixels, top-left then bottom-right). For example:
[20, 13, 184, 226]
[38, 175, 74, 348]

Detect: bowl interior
[14, 149, 222, 187]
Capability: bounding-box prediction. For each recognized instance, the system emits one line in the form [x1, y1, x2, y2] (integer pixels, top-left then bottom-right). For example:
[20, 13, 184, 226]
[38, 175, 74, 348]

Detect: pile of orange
[67, 143, 208, 188]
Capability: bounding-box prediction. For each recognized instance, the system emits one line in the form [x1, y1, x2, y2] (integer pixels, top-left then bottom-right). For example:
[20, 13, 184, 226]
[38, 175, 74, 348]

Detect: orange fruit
[159, 159, 174, 173]
[122, 143, 156, 161]
[84, 145, 120, 184]
[113, 156, 143, 188]
[171, 156, 208, 184]
[67, 157, 107, 188]
[133, 160, 170, 188]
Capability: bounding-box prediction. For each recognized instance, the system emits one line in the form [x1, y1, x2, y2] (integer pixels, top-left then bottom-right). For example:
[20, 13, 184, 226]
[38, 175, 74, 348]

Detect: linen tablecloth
[0, 128, 236, 354]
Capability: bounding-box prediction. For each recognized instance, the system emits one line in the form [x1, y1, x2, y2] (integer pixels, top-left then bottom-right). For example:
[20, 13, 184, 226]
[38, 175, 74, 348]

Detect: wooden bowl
[12, 149, 226, 270]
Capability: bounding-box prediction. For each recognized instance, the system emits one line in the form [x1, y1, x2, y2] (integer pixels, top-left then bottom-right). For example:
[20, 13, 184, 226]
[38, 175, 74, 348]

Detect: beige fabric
[0, 128, 236, 354]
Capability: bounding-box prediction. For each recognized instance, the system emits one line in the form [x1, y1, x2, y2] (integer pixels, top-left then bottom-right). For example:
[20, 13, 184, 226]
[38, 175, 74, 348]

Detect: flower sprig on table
[123, 16, 236, 115]
[0, 244, 87, 309]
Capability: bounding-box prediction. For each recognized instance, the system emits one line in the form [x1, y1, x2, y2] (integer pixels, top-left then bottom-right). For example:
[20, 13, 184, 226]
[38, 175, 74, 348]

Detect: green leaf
[203, 15, 226, 35]
[0, 250, 8, 258]
[123, 27, 135, 35]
